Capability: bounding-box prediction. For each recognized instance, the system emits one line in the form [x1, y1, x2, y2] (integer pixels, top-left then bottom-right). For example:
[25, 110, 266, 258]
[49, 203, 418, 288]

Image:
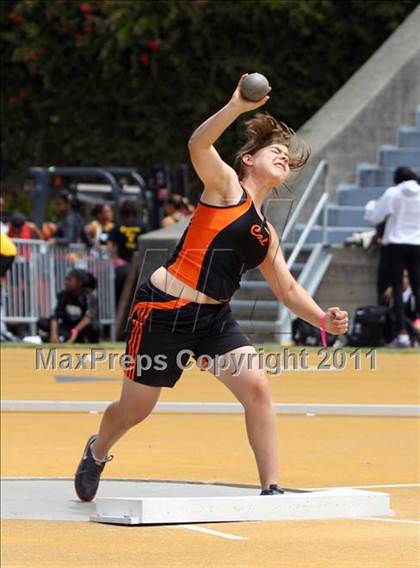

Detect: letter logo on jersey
[250, 224, 269, 246]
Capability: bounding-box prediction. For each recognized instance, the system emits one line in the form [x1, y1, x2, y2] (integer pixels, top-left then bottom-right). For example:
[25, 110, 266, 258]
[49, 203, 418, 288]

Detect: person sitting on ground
[49, 191, 92, 247]
[364, 166, 420, 348]
[7, 212, 42, 240]
[107, 199, 148, 262]
[85, 203, 115, 246]
[37, 269, 100, 343]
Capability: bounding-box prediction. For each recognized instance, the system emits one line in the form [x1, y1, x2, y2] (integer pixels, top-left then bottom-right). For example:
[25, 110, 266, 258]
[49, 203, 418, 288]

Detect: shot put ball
[240, 73, 270, 102]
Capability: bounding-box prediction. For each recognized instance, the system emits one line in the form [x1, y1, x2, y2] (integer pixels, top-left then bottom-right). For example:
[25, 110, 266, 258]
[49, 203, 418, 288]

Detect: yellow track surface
[1, 347, 419, 404]
[1, 347, 419, 567]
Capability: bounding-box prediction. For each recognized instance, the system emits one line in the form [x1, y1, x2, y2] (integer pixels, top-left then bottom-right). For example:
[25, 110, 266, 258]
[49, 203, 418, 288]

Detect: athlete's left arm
[258, 222, 348, 334]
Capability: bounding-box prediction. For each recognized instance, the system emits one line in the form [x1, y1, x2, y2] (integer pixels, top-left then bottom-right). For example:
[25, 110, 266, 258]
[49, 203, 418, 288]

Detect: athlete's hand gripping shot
[75, 74, 349, 501]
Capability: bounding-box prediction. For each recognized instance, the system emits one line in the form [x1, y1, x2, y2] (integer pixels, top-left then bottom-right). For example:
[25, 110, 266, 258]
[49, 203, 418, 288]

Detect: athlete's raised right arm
[188, 75, 270, 197]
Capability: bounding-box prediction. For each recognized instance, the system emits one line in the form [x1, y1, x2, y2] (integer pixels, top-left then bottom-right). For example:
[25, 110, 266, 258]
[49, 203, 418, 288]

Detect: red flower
[84, 26, 92, 33]
[147, 39, 160, 52]
[84, 14, 95, 21]
[10, 12, 24, 25]
[139, 52, 149, 65]
[28, 50, 38, 61]
[80, 3, 92, 13]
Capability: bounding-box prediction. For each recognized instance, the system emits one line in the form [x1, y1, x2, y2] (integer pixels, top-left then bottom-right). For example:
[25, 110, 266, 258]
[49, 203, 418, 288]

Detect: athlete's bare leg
[211, 345, 279, 489]
[91, 376, 161, 460]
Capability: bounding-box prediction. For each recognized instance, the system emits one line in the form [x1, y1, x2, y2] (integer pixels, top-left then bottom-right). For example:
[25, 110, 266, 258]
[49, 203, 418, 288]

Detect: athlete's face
[244, 144, 290, 185]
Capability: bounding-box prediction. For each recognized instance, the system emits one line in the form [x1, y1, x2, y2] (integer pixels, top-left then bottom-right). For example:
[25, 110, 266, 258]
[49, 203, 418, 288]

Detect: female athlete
[75, 75, 348, 500]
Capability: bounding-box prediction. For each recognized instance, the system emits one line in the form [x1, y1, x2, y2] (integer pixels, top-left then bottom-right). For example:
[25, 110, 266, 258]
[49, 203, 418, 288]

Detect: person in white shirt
[365, 167, 420, 347]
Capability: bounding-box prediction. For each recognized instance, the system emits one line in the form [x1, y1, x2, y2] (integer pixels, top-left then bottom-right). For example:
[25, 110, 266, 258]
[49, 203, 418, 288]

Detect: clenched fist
[324, 307, 349, 335]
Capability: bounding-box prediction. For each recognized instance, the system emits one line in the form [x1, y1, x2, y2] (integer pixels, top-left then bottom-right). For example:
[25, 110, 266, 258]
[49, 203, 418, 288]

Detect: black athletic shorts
[124, 279, 252, 387]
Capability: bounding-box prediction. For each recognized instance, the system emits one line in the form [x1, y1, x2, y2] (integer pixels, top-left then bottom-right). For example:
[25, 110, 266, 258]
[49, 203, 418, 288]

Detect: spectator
[85, 203, 115, 246]
[107, 239, 128, 306]
[7, 212, 42, 240]
[364, 166, 420, 348]
[375, 219, 390, 306]
[37, 269, 100, 343]
[179, 196, 195, 217]
[384, 270, 417, 318]
[41, 222, 57, 240]
[0, 230, 16, 278]
[375, 167, 419, 305]
[7, 211, 42, 269]
[0, 230, 17, 341]
[161, 195, 183, 227]
[107, 199, 148, 262]
[49, 191, 92, 247]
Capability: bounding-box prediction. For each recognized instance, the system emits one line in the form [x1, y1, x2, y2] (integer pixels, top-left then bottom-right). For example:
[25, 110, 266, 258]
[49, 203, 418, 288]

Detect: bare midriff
[149, 266, 222, 304]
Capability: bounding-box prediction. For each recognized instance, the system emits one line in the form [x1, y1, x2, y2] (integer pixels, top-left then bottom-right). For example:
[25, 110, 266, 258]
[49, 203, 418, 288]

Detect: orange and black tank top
[164, 185, 271, 302]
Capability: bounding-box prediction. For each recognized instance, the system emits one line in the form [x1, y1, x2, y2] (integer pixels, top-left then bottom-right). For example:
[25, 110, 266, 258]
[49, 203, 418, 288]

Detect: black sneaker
[74, 435, 113, 502]
[260, 484, 285, 495]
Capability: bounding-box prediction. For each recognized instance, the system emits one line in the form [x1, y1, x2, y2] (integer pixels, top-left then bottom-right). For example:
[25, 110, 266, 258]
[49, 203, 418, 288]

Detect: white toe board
[90, 489, 391, 525]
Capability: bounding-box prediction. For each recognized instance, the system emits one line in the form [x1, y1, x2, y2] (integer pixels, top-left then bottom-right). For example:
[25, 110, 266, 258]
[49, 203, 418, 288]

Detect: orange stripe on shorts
[129, 306, 152, 380]
[125, 297, 190, 381]
[126, 307, 147, 380]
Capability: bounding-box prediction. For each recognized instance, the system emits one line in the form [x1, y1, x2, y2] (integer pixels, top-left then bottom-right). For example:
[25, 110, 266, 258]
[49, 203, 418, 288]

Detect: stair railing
[281, 159, 328, 243]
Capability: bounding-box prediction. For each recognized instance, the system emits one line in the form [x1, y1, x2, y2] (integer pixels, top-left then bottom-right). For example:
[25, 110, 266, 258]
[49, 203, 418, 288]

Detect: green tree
[1, 0, 417, 204]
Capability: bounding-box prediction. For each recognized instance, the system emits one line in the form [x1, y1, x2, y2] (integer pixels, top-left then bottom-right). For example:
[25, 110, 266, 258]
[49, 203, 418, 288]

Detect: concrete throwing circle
[1, 479, 259, 522]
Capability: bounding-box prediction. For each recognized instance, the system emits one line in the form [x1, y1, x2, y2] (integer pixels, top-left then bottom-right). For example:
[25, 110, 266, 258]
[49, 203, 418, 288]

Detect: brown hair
[233, 113, 310, 179]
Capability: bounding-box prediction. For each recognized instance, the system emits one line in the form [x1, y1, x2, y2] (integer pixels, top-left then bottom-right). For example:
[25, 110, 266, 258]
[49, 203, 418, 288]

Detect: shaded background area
[1, 0, 417, 203]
